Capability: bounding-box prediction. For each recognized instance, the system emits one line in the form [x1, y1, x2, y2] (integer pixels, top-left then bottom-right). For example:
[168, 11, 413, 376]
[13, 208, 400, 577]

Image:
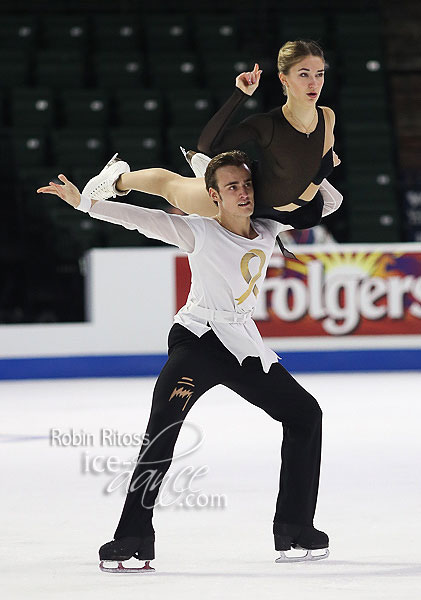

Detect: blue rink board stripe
[0, 349, 420, 380]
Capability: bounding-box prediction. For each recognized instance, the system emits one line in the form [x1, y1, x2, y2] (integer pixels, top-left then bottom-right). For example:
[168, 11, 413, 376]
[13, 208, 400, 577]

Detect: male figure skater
[37, 150, 331, 571]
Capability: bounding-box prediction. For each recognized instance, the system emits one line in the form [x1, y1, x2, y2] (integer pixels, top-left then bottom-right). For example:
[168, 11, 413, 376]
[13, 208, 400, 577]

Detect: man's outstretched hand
[37, 174, 82, 209]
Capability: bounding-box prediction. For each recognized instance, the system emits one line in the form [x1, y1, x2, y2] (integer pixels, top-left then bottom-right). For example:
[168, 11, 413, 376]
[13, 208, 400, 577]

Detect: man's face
[211, 164, 254, 217]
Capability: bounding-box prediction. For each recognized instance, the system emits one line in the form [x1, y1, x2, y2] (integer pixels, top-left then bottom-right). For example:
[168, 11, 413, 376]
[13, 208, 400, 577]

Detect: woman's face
[279, 55, 325, 104]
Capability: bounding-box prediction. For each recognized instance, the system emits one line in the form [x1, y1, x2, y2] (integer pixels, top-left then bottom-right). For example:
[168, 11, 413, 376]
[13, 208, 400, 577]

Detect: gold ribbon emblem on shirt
[235, 249, 266, 305]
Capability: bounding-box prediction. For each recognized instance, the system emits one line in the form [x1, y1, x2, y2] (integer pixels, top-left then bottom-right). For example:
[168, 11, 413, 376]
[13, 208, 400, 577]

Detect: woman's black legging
[114, 324, 322, 544]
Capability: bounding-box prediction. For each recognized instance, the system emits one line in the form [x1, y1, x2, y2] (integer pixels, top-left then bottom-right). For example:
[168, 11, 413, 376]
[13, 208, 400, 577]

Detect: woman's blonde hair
[277, 40, 325, 95]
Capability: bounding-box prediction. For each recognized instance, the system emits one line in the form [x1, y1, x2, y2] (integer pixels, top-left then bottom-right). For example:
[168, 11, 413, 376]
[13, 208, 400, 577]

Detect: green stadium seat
[345, 169, 396, 186]
[334, 13, 382, 41]
[60, 90, 110, 128]
[115, 90, 164, 128]
[0, 91, 4, 127]
[109, 128, 163, 167]
[344, 134, 394, 167]
[22, 183, 66, 224]
[344, 165, 397, 187]
[202, 54, 255, 93]
[25, 179, 108, 262]
[340, 43, 384, 63]
[18, 168, 64, 230]
[339, 89, 388, 123]
[348, 208, 401, 243]
[0, 15, 38, 51]
[35, 50, 86, 89]
[38, 207, 106, 263]
[340, 52, 386, 89]
[149, 53, 200, 89]
[12, 131, 47, 167]
[145, 15, 191, 52]
[167, 90, 214, 127]
[0, 51, 29, 88]
[17, 165, 64, 189]
[41, 15, 88, 51]
[341, 121, 391, 136]
[279, 15, 328, 46]
[51, 130, 107, 168]
[94, 52, 145, 89]
[194, 16, 239, 52]
[11, 88, 55, 129]
[93, 15, 141, 52]
[22, 166, 101, 251]
[347, 185, 397, 211]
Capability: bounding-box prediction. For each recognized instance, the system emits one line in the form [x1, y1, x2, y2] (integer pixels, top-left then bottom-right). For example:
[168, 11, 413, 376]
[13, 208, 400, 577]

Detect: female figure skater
[192, 39, 342, 230]
[79, 40, 342, 233]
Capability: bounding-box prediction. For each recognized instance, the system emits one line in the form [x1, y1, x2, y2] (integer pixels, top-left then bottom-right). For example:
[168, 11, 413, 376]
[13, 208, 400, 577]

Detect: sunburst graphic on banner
[285, 251, 404, 280]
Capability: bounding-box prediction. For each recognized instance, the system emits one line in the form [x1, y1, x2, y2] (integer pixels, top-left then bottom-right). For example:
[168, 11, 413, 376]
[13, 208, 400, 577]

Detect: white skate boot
[180, 146, 211, 177]
[82, 153, 131, 203]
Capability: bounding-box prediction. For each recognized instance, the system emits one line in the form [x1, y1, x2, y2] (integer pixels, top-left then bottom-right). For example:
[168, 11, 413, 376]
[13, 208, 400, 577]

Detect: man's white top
[89, 200, 287, 372]
[173, 215, 283, 373]
[88, 181, 342, 372]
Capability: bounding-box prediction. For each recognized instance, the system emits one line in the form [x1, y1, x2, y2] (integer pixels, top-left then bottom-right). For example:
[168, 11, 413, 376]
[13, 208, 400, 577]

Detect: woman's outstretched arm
[197, 63, 269, 155]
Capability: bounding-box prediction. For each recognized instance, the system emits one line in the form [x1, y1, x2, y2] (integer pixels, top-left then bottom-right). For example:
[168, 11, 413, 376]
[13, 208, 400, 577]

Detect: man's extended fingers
[37, 185, 59, 195]
[37, 178, 67, 195]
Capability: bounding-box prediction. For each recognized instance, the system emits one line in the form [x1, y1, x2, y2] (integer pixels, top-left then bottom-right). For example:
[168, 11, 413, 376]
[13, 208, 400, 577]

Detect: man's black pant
[114, 324, 322, 542]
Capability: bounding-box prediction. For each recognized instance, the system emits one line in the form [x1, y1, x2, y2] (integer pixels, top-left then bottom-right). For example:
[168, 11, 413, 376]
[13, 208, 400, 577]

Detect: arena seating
[0, 2, 402, 323]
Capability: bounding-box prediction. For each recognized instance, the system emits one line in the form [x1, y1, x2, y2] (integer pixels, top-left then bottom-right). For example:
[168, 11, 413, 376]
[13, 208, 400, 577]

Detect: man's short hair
[204, 150, 252, 193]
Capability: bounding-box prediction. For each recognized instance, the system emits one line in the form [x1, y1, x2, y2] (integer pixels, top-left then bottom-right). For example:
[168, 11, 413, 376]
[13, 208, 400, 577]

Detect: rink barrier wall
[1, 245, 420, 380]
[0, 348, 420, 380]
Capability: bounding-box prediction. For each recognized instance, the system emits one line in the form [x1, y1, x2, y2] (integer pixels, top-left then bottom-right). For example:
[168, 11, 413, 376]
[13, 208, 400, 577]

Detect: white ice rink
[1, 371, 421, 599]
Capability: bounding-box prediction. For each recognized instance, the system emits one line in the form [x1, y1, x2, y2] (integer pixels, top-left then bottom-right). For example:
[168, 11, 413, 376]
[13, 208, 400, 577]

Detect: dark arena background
[1, 1, 421, 597]
[0, 0, 419, 324]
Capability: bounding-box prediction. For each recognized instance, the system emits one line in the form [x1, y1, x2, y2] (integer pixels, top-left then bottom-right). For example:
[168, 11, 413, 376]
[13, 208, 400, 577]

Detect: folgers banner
[175, 246, 421, 337]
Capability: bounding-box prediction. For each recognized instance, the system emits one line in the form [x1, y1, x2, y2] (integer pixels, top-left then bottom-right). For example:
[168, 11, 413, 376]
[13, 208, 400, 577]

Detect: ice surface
[1, 371, 421, 599]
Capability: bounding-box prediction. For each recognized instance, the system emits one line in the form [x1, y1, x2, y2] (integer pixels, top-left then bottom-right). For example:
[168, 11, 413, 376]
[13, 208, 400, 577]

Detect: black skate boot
[273, 522, 329, 563]
[99, 534, 155, 573]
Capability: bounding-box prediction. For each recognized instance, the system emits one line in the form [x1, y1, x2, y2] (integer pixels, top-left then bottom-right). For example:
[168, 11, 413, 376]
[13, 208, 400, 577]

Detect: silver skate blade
[99, 560, 156, 573]
[103, 153, 119, 168]
[275, 548, 329, 563]
[98, 153, 119, 176]
[180, 146, 187, 158]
